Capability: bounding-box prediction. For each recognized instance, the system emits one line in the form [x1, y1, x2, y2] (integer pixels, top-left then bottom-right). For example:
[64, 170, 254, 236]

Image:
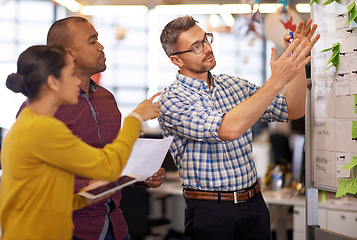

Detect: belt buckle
[233, 190, 246, 204]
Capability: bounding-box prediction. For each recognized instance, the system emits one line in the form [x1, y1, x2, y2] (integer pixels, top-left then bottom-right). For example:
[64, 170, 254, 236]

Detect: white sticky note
[336, 152, 351, 178]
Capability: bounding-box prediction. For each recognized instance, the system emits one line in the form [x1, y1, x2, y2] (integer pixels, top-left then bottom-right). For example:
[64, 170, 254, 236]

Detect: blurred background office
[0, 0, 311, 131]
[0, 0, 309, 187]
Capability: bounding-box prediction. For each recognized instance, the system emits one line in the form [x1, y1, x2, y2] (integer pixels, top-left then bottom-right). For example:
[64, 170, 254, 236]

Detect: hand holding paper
[79, 137, 174, 200]
[145, 167, 166, 188]
[121, 137, 174, 181]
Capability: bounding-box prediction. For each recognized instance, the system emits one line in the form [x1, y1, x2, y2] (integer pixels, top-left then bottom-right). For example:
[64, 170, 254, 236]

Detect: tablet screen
[83, 175, 138, 198]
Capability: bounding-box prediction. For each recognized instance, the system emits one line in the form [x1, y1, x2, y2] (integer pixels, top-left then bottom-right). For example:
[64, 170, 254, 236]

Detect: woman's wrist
[127, 112, 144, 130]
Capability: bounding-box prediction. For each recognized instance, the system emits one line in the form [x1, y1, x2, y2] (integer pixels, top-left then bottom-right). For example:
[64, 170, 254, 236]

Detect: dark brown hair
[6, 45, 67, 101]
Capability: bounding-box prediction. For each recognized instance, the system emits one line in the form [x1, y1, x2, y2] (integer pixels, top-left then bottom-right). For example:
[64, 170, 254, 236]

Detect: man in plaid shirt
[158, 15, 319, 240]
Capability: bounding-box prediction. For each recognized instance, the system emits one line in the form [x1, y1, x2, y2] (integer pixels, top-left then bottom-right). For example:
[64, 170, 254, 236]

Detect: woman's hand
[132, 92, 162, 121]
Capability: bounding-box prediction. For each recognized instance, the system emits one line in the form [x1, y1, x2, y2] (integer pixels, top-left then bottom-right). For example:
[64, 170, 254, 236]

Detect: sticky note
[323, 0, 334, 5]
[345, 2, 357, 25]
[348, 176, 357, 194]
[322, 42, 340, 70]
[352, 122, 357, 140]
[310, 0, 320, 6]
[341, 156, 357, 170]
[335, 179, 346, 197]
[323, 0, 341, 5]
[321, 190, 326, 203]
[345, 178, 355, 194]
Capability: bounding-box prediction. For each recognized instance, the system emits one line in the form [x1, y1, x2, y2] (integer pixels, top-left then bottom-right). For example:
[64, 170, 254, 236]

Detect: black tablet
[79, 174, 140, 200]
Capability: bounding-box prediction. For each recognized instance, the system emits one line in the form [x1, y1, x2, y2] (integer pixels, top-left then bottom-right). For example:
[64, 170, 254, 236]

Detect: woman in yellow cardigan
[0, 45, 161, 239]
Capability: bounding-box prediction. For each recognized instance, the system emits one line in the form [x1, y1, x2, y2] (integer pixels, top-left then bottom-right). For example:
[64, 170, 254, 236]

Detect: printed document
[121, 136, 174, 181]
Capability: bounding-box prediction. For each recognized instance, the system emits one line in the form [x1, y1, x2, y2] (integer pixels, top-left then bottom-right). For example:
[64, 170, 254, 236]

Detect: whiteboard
[311, 0, 357, 192]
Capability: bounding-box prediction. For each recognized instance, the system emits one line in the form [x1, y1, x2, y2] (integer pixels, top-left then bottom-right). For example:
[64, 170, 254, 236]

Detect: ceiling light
[54, 0, 81, 12]
[80, 5, 148, 16]
[296, 3, 311, 13]
[221, 4, 252, 14]
[79, 3, 284, 17]
[155, 4, 253, 15]
[219, 11, 235, 27]
[154, 4, 221, 15]
[209, 14, 221, 27]
[252, 4, 259, 13]
[256, 3, 283, 13]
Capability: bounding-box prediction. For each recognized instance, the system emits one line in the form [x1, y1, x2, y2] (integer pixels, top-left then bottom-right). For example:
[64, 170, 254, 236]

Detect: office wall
[311, 0, 357, 192]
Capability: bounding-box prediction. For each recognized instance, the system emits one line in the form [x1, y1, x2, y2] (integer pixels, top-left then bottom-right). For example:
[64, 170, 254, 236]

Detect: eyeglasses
[171, 33, 214, 56]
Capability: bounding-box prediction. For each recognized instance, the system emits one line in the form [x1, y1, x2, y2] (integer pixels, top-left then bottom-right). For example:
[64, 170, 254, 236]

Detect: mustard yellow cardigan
[0, 107, 140, 240]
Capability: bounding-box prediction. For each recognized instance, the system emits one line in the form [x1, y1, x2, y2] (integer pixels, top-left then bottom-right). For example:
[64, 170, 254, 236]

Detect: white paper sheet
[336, 13, 350, 38]
[336, 152, 351, 178]
[335, 53, 350, 96]
[313, 118, 336, 151]
[349, 52, 357, 94]
[313, 150, 338, 188]
[121, 137, 174, 181]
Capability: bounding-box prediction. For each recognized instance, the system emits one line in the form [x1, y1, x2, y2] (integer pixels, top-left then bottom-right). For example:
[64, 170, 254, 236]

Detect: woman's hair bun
[6, 73, 28, 96]
[6, 45, 68, 101]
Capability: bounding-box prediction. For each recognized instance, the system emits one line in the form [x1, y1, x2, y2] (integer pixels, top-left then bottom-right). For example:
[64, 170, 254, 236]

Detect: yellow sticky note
[341, 156, 357, 170]
[336, 179, 346, 198]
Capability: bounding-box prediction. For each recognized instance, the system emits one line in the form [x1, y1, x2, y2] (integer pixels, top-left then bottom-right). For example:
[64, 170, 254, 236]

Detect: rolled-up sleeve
[260, 93, 288, 122]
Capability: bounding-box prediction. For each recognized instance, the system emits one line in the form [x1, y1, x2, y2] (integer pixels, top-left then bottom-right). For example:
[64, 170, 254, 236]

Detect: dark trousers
[183, 191, 272, 240]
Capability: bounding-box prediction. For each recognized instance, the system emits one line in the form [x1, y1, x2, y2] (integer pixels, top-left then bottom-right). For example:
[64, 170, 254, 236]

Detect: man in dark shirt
[46, 16, 166, 240]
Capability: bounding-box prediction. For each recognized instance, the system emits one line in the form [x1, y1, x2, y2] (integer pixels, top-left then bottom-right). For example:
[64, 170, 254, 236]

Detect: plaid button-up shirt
[159, 72, 288, 191]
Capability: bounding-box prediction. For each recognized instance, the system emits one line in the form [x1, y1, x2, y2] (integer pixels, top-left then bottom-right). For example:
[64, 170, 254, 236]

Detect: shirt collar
[80, 79, 99, 94]
[176, 71, 214, 93]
